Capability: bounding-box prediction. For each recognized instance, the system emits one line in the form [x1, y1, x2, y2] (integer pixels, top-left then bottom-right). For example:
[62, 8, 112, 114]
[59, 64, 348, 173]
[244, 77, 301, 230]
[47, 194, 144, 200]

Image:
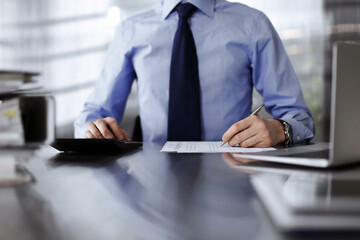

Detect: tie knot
[176, 3, 197, 19]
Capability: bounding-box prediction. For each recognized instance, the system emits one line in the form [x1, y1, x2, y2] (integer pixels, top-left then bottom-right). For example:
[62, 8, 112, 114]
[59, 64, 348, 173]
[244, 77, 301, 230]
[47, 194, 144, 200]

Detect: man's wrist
[277, 119, 293, 147]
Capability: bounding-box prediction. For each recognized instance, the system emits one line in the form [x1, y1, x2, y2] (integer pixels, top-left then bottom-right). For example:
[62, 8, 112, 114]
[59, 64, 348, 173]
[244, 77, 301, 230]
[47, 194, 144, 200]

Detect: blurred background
[0, 0, 359, 141]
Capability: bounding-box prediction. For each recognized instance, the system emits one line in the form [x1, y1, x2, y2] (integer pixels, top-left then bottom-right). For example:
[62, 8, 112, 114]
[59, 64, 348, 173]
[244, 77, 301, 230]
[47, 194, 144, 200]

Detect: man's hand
[85, 117, 130, 141]
[222, 116, 285, 148]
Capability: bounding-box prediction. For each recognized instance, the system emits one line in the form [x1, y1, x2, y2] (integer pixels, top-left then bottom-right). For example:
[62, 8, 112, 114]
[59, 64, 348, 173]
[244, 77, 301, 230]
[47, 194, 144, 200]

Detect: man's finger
[228, 127, 257, 147]
[238, 134, 262, 148]
[222, 116, 253, 143]
[104, 117, 123, 140]
[94, 119, 114, 139]
[85, 130, 95, 139]
[119, 129, 131, 141]
[87, 121, 104, 139]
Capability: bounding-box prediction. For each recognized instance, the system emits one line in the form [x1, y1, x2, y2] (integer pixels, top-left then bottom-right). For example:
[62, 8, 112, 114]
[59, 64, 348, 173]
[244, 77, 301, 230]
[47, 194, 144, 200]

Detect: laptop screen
[329, 42, 360, 165]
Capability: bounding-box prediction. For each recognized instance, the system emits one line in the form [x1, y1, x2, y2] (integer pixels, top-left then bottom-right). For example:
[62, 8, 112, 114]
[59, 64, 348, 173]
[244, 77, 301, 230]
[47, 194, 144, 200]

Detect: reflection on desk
[1, 143, 264, 240]
[236, 159, 360, 231]
[1, 143, 360, 240]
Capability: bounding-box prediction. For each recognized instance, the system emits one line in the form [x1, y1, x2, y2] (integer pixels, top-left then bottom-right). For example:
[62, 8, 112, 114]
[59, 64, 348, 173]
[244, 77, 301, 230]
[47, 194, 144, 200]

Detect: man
[74, 0, 315, 147]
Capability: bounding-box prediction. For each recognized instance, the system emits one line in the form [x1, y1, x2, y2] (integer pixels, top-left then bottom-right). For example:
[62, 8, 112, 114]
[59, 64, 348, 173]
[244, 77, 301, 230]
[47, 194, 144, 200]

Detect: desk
[1, 143, 360, 240]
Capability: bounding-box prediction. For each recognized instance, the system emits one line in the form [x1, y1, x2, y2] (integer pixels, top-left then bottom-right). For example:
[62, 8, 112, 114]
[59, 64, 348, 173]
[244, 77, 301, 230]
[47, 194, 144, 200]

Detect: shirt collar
[162, 0, 215, 20]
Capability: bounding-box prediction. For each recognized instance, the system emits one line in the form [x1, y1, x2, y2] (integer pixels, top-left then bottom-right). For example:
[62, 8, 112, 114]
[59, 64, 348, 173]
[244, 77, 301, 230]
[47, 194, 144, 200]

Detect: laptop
[233, 42, 360, 168]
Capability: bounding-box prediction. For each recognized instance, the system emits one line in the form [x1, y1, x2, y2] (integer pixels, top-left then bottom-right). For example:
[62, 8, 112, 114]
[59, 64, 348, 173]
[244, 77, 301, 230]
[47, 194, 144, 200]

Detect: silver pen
[220, 103, 265, 147]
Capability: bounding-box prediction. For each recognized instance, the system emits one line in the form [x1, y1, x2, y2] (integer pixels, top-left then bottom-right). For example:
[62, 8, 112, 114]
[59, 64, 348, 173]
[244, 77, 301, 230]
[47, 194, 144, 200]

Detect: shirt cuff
[280, 118, 314, 144]
[73, 121, 88, 138]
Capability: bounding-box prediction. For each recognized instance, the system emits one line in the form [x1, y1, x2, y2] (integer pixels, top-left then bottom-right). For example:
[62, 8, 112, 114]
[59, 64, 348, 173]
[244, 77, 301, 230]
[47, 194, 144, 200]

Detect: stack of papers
[161, 141, 276, 153]
[0, 70, 40, 95]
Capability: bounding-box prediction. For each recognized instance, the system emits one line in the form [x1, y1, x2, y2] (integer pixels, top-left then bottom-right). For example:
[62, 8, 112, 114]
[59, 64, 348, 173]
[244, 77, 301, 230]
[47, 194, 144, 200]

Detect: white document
[161, 141, 276, 153]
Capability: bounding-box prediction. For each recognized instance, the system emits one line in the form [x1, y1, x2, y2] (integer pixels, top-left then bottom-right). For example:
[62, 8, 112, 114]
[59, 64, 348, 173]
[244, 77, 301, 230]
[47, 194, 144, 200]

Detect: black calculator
[52, 138, 142, 153]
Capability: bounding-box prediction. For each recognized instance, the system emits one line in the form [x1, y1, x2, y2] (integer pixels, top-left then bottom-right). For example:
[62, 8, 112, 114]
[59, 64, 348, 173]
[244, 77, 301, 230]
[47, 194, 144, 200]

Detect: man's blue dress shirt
[74, 0, 315, 143]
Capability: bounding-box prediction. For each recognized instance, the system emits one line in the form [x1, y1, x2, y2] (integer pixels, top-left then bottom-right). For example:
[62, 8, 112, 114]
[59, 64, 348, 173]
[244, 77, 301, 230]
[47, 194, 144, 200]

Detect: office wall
[1, 0, 359, 140]
[0, 0, 158, 137]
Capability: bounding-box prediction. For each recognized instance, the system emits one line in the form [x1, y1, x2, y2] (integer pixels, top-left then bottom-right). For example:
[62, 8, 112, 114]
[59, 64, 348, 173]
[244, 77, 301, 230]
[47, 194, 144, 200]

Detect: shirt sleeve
[74, 21, 136, 138]
[250, 12, 315, 144]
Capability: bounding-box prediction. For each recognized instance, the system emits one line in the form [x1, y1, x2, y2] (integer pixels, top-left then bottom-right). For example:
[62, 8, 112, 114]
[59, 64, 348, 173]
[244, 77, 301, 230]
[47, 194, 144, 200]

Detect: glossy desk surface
[1, 143, 360, 240]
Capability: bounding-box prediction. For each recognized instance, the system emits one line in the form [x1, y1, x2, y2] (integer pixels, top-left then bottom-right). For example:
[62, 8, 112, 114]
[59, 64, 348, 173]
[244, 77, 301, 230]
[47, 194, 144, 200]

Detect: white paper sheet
[160, 141, 276, 153]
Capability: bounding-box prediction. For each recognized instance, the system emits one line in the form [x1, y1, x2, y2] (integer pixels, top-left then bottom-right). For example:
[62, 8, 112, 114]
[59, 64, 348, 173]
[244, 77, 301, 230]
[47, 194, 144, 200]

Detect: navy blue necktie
[167, 3, 202, 141]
